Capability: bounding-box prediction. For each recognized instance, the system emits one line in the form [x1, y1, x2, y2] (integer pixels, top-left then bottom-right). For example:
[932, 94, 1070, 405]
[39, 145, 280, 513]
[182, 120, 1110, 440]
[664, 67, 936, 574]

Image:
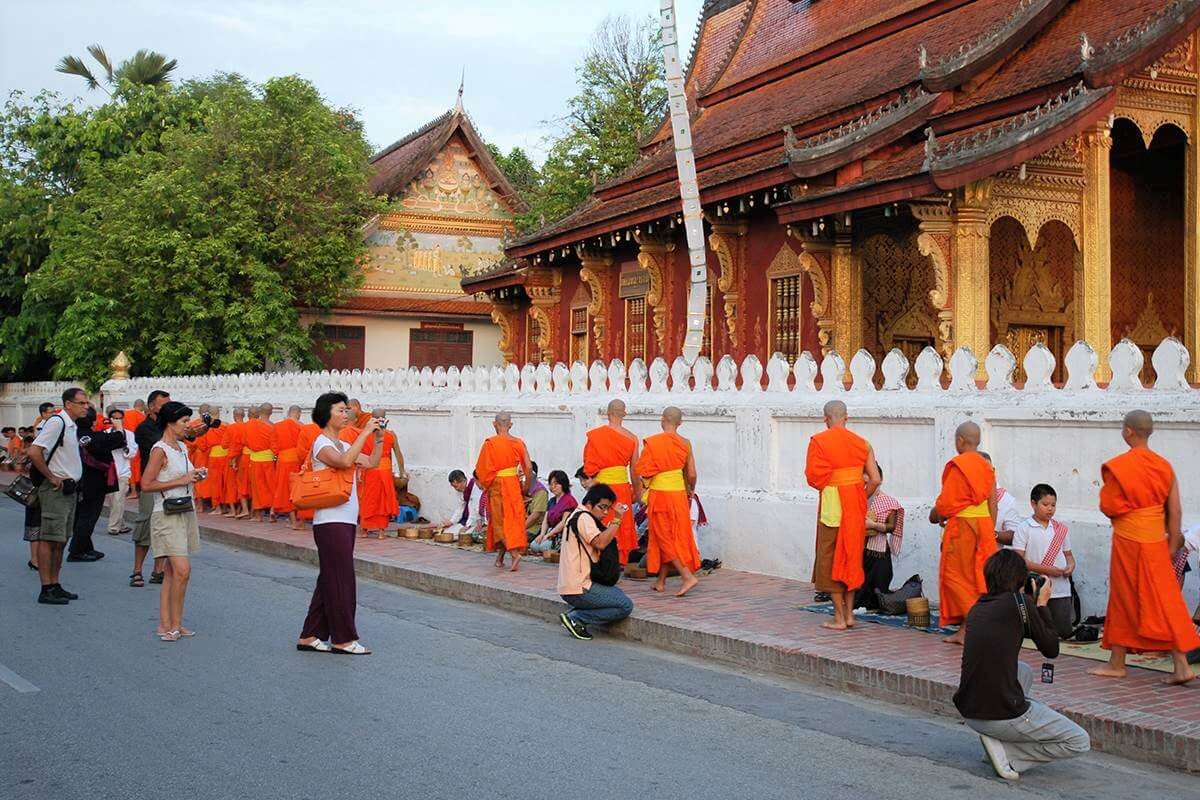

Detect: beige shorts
[35, 482, 77, 543]
[150, 510, 200, 559]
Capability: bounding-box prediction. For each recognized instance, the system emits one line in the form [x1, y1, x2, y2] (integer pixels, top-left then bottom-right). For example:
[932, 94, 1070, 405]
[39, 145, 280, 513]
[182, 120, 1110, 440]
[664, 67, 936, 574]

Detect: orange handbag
[289, 451, 353, 510]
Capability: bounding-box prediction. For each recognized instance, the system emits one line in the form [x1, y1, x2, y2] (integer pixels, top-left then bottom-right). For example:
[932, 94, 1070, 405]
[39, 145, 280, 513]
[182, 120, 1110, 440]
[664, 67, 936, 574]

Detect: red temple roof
[509, 0, 1198, 259]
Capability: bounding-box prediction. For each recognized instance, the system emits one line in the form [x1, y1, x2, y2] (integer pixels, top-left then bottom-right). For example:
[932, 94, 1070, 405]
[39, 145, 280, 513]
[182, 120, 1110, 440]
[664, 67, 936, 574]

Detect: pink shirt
[557, 509, 600, 595]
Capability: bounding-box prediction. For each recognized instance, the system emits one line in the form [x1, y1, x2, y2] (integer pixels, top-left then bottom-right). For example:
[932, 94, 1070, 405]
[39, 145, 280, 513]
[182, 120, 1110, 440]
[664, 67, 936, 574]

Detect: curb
[196, 520, 1198, 773]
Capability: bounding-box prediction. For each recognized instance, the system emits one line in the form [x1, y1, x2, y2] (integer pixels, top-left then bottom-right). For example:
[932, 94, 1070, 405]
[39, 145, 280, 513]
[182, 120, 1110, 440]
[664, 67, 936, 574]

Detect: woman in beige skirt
[141, 401, 202, 642]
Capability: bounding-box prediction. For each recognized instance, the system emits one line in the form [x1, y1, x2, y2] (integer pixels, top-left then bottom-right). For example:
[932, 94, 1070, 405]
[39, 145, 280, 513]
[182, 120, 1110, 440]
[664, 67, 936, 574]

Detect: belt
[648, 469, 685, 491]
[248, 449, 275, 463]
[595, 466, 629, 485]
[818, 466, 863, 527]
[1113, 506, 1165, 543]
[210, 446, 229, 458]
[496, 467, 519, 478]
[277, 448, 299, 463]
[957, 500, 990, 519]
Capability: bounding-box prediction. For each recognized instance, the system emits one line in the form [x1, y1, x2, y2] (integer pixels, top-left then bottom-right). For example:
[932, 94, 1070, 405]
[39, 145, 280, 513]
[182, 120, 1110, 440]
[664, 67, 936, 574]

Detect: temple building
[310, 96, 523, 371]
[468, 0, 1199, 385]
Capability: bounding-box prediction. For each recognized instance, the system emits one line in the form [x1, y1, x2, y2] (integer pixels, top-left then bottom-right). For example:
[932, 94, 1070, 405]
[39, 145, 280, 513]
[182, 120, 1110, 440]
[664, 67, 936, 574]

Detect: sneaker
[38, 588, 68, 605]
[558, 612, 592, 641]
[88, 551, 105, 560]
[52, 585, 78, 601]
[979, 735, 1019, 781]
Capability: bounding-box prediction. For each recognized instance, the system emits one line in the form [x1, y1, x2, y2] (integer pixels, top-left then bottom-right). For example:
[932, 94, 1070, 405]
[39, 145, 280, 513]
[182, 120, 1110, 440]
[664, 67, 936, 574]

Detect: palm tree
[56, 45, 177, 94]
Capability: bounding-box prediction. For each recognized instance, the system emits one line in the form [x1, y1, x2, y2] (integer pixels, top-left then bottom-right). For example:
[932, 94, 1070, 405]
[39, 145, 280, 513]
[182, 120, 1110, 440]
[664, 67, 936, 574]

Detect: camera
[376, 418, 389, 429]
[1025, 573, 1047, 596]
[60, 478, 78, 495]
[201, 413, 222, 429]
[195, 468, 208, 480]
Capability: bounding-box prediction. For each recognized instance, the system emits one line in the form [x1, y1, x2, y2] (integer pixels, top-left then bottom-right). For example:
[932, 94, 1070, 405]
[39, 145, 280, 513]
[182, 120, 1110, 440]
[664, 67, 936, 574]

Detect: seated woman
[530, 470, 578, 554]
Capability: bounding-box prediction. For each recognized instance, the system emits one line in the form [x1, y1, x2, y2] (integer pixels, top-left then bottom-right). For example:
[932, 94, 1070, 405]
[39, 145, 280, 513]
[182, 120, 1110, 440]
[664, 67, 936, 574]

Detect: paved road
[0, 503, 1192, 800]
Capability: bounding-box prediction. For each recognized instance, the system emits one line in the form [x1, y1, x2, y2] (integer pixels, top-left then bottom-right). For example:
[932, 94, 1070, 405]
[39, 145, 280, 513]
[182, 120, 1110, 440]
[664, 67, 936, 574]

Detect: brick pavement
[186, 511, 1199, 773]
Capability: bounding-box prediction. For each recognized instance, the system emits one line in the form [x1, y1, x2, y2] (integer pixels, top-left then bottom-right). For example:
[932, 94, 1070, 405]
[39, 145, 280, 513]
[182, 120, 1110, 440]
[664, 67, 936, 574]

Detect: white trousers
[106, 476, 131, 532]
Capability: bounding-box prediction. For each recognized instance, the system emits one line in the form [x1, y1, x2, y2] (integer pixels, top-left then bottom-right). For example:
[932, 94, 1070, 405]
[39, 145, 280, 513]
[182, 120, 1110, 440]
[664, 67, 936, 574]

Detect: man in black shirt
[953, 549, 1089, 780]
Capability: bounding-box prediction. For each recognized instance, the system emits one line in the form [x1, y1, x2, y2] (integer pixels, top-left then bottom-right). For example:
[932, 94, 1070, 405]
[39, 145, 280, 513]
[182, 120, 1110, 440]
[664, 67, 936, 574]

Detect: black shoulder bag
[567, 509, 620, 586]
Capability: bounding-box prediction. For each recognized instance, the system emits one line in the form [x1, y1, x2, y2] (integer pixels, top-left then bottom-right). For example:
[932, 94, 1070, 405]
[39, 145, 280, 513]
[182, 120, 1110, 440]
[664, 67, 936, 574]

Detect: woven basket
[906, 596, 931, 628]
[417, 526, 436, 540]
[625, 566, 648, 580]
[457, 532, 473, 547]
[402, 527, 420, 540]
[434, 531, 454, 544]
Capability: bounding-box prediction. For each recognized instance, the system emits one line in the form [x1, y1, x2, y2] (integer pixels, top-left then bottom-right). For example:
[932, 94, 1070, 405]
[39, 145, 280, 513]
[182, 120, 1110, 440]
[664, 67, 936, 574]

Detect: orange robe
[475, 435, 530, 552]
[583, 426, 639, 564]
[243, 418, 277, 511]
[804, 426, 870, 591]
[635, 431, 701, 575]
[7, 435, 22, 462]
[124, 409, 146, 488]
[294, 423, 322, 521]
[1099, 449, 1200, 654]
[271, 418, 302, 514]
[934, 452, 997, 626]
[359, 431, 400, 530]
[221, 422, 245, 505]
[191, 425, 213, 501]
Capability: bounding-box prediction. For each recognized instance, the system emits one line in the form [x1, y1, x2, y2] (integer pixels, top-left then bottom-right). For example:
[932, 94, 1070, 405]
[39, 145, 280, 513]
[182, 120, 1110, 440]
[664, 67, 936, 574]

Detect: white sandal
[158, 630, 180, 642]
[296, 639, 332, 653]
[331, 641, 371, 655]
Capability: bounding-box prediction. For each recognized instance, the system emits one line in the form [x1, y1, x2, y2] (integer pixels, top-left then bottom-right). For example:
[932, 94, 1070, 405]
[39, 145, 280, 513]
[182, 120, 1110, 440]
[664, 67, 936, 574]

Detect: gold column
[1186, 71, 1200, 383]
[831, 229, 863, 357]
[951, 180, 992, 378]
[1080, 124, 1113, 379]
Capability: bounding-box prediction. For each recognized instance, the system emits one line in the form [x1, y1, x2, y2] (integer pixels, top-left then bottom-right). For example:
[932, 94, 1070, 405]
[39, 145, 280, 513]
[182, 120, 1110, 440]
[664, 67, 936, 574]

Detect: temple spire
[455, 68, 465, 114]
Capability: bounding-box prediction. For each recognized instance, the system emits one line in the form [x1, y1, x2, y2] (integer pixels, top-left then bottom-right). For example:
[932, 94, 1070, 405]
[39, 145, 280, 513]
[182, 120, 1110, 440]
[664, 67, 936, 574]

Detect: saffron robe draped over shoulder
[1099, 449, 1200, 654]
[475, 435, 529, 552]
[270, 418, 302, 514]
[243, 418, 277, 512]
[359, 431, 400, 530]
[583, 425, 638, 564]
[123, 409, 145, 488]
[934, 452, 997, 626]
[805, 426, 870, 591]
[635, 431, 701, 574]
[220, 422, 246, 505]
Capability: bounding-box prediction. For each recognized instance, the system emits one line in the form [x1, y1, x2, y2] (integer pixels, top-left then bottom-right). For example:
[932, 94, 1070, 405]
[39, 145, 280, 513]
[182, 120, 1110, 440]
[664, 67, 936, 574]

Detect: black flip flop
[129, 572, 144, 587]
[149, 571, 164, 584]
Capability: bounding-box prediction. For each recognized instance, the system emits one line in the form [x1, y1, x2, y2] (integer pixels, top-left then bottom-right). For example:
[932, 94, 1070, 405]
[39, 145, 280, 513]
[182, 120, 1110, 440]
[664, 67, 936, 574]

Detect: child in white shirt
[1012, 483, 1076, 638]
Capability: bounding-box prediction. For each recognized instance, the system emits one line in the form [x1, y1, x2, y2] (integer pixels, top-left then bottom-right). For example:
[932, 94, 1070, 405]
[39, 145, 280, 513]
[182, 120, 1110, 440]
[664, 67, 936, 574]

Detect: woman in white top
[105, 407, 138, 535]
[141, 402, 201, 642]
[297, 391, 382, 656]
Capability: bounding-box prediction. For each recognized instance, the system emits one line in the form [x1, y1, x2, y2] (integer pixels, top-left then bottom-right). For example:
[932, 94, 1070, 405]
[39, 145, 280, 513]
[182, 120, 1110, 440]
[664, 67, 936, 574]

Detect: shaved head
[370, 408, 385, 419]
[258, 403, 273, 416]
[133, 399, 146, 411]
[233, 407, 245, 421]
[822, 400, 847, 428]
[1123, 409, 1153, 440]
[494, 412, 511, 424]
[287, 405, 302, 419]
[247, 406, 260, 419]
[198, 403, 211, 414]
[954, 421, 981, 453]
[662, 406, 683, 428]
[606, 398, 626, 419]
[349, 398, 362, 411]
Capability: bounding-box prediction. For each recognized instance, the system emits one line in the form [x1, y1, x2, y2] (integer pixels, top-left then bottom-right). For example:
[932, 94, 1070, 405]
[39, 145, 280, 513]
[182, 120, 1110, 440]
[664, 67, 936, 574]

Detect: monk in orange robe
[1089, 410, 1199, 685]
[123, 402, 147, 497]
[583, 399, 640, 564]
[349, 398, 373, 430]
[189, 405, 213, 508]
[805, 400, 881, 631]
[271, 405, 304, 528]
[294, 420, 323, 525]
[636, 406, 701, 596]
[243, 403, 278, 519]
[930, 421, 997, 645]
[475, 412, 533, 571]
[358, 408, 402, 536]
[221, 407, 248, 518]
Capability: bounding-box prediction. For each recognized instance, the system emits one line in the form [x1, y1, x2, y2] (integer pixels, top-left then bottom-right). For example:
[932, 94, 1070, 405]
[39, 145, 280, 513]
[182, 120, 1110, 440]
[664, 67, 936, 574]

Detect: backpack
[567, 508, 620, 587]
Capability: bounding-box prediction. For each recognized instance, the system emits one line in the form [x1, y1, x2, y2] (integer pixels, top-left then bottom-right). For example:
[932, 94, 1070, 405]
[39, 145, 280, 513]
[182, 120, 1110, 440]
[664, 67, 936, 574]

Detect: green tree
[485, 143, 540, 201]
[56, 45, 178, 94]
[1, 76, 382, 387]
[525, 14, 667, 228]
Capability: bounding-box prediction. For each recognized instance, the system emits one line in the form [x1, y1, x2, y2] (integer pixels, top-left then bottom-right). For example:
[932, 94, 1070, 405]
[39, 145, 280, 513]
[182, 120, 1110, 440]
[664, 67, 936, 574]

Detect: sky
[0, 0, 704, 162]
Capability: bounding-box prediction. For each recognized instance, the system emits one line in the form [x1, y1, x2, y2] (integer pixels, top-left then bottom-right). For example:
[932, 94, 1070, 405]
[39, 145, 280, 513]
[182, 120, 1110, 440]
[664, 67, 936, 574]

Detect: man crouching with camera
[953, 549, 1090, 780]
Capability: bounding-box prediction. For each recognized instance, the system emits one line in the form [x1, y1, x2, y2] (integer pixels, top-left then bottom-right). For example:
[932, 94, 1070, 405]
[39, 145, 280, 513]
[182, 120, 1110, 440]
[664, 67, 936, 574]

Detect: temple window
[624, 296, 647, 364]
[569, 306, 589, 365]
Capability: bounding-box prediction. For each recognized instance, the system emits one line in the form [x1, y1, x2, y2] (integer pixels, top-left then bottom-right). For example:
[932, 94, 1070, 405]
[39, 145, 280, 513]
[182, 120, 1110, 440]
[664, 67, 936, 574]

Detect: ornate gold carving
[1187, 73, 1199, 382]
[528, 305, 553, 364]
[490, 304, 517, 364]
[832, 234, 863, 358]
[798, 250, 834, 355]
[1115, 84, 1194, 145]
[1079, 124, 1113, 378]
[916, 231, 955, 361]
[635, 234, 676, 355]
[109, 351, 132, 381]
[1126, 291, 1173, 345]
[707, 221, 746, 349]
[952, 180, 994, 377]
[861, 231, 938, 364]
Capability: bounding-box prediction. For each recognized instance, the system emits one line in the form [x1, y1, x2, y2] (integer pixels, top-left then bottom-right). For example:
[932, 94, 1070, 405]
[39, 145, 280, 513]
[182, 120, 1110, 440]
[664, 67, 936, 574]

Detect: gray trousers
[965, 663, 1090, 772]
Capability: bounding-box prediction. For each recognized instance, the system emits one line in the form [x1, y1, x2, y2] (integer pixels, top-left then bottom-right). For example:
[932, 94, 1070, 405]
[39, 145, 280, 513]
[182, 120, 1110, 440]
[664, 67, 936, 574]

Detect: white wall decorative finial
[1021, 343, 1055, 393]
[1107, 339, 1144, 391]
[849, 349, 877, 392]
[670, 356, 691, 393]
[819, 350, 846, 393]
[588, 360, 608, 394]
[607, 359, 627, 393]
[692, 356, 714, 391]
[914, 346, 944, 393]
[715, 355, 738, 391]
[794, 352, 818, 393]
[766, 353, 791, 393]
[649, 357, 670, 393]
[628, 359, 648, 393]
[948, 347, 978, 391]
[740, 354, 764, 392]
[1152, 337, 1190, 390]
[985, 344, 1016, 390]
[1063, 341, 1098, 391]
[880, 348, 909, 391]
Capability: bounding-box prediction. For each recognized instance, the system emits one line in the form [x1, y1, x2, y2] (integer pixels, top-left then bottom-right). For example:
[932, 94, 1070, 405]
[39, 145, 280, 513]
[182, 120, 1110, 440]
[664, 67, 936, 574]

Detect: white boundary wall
[5, 338, 1198, 614]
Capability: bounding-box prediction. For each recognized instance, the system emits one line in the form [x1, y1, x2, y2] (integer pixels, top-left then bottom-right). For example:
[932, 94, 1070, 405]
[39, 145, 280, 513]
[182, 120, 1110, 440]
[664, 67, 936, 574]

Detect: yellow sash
[210, 446, 229, 458]
[648, 469, 686, 491]
[957, 500, 990, 519]
[595, 466, 629, 485]
[1113, 506, 1165, 543]
[248, 449, 275, 463]
[496, 467, 519, 478]
[818, 466, 863, 527]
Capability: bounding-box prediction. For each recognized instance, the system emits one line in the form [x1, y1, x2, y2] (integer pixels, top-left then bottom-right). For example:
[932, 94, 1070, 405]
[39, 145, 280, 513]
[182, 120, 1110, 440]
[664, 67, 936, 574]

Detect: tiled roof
[510, 0, 1194, 254]
[334, 296, 493, 317]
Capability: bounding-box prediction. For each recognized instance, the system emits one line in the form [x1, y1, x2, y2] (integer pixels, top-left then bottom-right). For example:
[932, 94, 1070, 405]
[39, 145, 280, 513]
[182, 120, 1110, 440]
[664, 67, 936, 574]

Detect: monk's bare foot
[1087, 665, 1127, 679]
[1162, 670, 1195, 686]
[653, 583, 665, 593]
[510, 554, 522, 572]
[675, 576, 698, 597]
[943, 631, 965, 645]
[494, 553, 505, 568]
[821, 621, 848, 631]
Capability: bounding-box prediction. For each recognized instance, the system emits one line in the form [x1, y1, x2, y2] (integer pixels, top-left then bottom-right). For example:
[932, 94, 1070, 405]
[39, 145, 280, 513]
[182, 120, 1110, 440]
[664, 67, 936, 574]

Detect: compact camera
[1025, 573, 1047, 596]
[201, 413, 222, 429]
[195, 468, 209, 480]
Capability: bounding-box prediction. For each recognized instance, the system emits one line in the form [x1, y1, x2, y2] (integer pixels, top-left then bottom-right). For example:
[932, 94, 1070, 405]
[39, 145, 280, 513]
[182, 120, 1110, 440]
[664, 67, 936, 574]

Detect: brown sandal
[129, 572, 145, 587]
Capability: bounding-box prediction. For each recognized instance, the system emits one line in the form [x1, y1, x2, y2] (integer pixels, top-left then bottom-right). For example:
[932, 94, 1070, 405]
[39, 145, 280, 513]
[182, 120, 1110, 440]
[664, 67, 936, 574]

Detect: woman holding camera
[296, 392, 381, 656]
[557, 483, 634, 641]
[141, 401, 202, 642]
[953, 549, 1089, 780]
